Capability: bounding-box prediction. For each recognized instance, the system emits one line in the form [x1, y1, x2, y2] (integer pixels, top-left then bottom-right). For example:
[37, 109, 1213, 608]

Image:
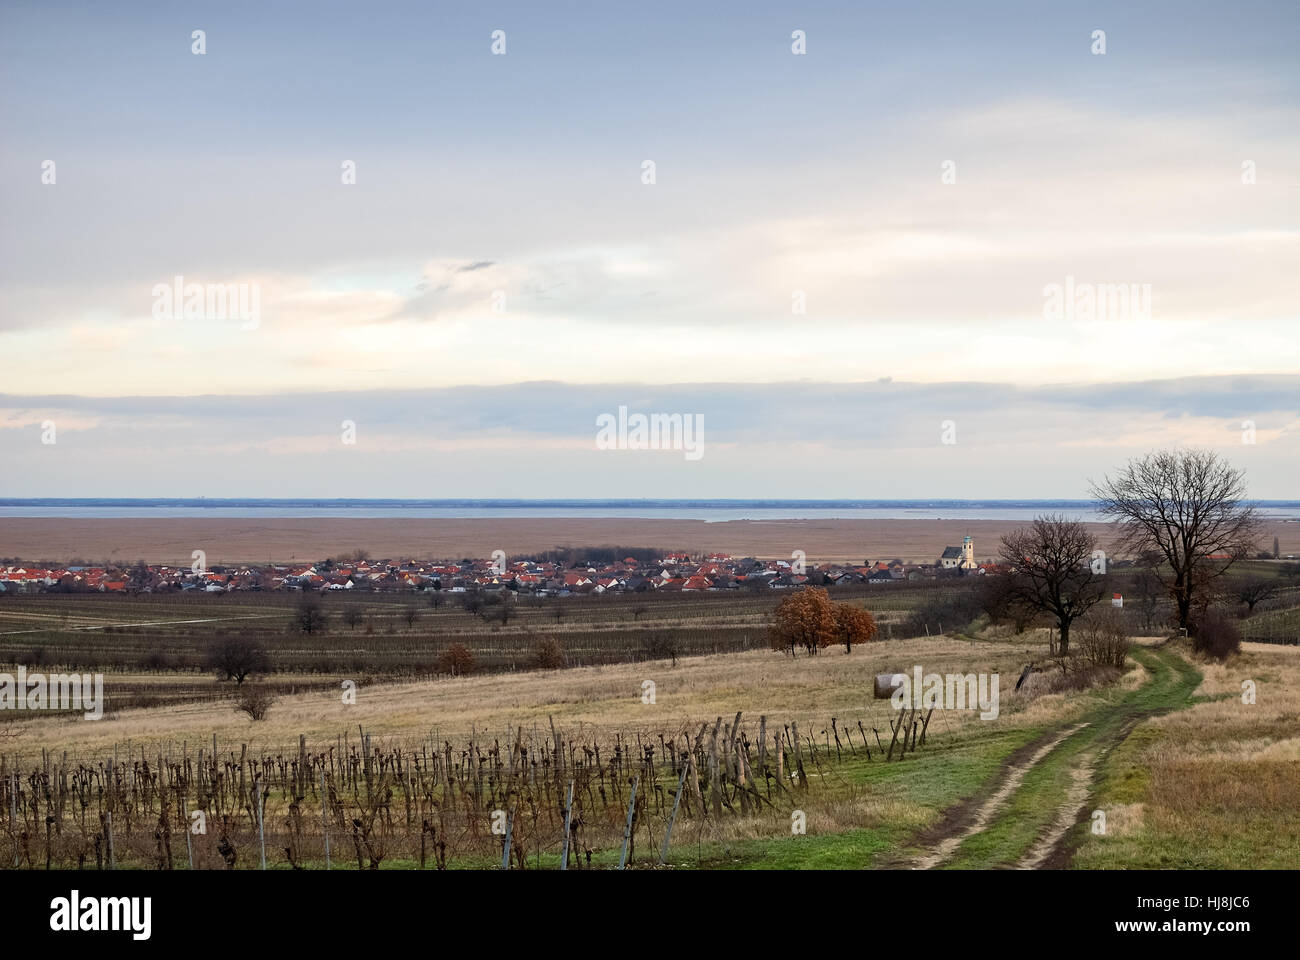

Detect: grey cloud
[3, 374, 1295, 447]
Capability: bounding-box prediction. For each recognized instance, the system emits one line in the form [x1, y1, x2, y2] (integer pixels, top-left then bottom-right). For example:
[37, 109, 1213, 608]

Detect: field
[0, 582, 975, 713]
[5, 516, 1299, 565]
[3, 574, 1298, 871]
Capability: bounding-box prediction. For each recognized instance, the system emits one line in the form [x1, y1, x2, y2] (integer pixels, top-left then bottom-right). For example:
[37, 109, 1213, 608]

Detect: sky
[1, 1, 1297, 497]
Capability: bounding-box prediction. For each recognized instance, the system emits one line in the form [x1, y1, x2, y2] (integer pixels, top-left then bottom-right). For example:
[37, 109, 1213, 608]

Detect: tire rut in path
[1031, 710, 1154, 870]
[889, 646, 1196, 871]
[1015, 750, 1100, 870]
[903, 722, 1089, 870]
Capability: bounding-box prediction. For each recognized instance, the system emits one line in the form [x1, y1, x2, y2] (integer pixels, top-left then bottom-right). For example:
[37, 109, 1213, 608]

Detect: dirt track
[893, 645, 1201, 870]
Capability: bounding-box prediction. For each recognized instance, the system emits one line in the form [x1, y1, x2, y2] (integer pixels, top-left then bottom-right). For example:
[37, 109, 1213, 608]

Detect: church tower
[961, 535, 975, 570]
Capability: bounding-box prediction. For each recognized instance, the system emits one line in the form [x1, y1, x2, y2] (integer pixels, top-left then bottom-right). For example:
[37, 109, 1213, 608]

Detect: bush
[1076, 607, 1131, 668]
[141, 649, 175, 671]
[900, 588, 982, 638]
[1017, 662, 1121, 698]
[642, 633, 679, 665]
[533, 636, 565, 669]
[234, 687, 275, 721]
[1191, 608, 1242, 661]
[437, 642, 475, 676]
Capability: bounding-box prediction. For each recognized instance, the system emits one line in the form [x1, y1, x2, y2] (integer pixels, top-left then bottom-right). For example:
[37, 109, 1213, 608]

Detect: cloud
[1, 375, 1295, 498]
[1, 6, 1296, 427]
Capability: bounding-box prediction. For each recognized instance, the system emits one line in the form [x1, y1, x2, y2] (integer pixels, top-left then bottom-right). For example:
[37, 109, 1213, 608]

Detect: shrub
[1191, 608, 1242, 661]
[1017, 663, 1121, 697]
[234, 687, 276, 721]
[534, 636, 565, 669]
[437, 642, 475, 676]
[900, 589, 982, 638]
[1076, 607, 1131, 668]
[642, 633, 678, 665]
[141, 649, 175, 671]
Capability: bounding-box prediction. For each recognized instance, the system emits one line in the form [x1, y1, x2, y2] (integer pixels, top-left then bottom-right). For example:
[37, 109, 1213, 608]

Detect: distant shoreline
[1, 497, 1298, 523]
[2, 516, 1298, 565]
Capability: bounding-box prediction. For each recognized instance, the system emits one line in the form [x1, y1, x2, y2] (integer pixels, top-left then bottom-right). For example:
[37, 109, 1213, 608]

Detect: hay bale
[874, 673, 907, 699]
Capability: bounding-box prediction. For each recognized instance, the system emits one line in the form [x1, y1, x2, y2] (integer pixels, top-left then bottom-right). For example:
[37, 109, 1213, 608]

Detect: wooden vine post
[659, 764, 688, 864]
[560, 779, 575, 870]
[618, 777, 639, 870]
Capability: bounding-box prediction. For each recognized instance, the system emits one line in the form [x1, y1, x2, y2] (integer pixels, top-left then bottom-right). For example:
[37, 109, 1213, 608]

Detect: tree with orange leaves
[831, 602, 878, 653]
[769, 586, 837, 656]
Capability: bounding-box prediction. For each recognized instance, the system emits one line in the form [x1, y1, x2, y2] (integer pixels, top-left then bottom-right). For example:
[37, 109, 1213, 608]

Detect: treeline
[533, 545, 692, 567]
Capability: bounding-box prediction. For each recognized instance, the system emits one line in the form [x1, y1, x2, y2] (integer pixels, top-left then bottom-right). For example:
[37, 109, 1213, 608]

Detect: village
[0, 536, 1011, 596]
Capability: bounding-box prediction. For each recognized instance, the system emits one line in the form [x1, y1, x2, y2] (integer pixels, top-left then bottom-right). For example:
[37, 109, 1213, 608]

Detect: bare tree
[998, 515, 1105, 654]
[207, 637, 270, 685]
[1234, 576, 1281, 615]
[492, 600, 514, 627]
[1075, 606, 1131, 668]
[293, 595, 329, 635]
[1091, 449, 1261, 631]
[1131, 560, 1163, 632]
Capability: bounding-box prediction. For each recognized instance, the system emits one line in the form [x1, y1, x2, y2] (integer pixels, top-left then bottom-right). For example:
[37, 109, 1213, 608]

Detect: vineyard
[2, 567, 1296, 871]
[0, 582, 981, 716]
[2, 706, 939, 870]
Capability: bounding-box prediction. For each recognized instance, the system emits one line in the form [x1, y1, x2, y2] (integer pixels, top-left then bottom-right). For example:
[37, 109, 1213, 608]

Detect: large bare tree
[998, 515, 1105, 654]
[1090, 449, 1260, 631]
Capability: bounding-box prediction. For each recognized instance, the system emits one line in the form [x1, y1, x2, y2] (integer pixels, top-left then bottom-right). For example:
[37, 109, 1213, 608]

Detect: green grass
[1073, 649, 1300, 870]
[940, 646, 1201, 868]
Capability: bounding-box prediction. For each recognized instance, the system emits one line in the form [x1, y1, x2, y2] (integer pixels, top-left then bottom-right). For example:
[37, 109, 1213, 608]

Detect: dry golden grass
[1079, 640, 1300, 869]
[5, 633, 1076, 762]
[1150, 640, 1300, 761]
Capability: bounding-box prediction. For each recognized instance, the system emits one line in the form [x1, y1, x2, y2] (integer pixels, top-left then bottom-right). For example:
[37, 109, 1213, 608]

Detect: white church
[938, 536, 977, 571]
